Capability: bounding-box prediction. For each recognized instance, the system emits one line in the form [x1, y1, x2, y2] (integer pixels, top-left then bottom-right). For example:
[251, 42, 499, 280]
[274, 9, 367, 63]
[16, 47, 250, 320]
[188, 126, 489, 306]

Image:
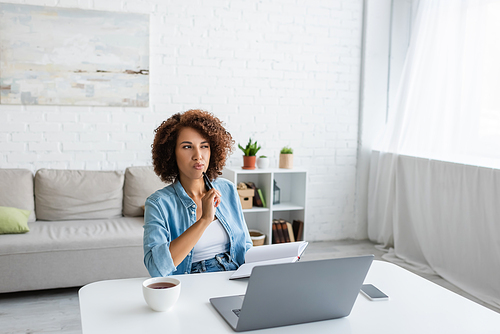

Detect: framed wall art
[0, 4, 149, 107]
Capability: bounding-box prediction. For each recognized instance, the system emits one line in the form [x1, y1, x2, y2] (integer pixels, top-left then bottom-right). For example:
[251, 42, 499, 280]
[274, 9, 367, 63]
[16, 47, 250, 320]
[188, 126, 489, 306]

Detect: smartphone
[360, 284, 389, 301]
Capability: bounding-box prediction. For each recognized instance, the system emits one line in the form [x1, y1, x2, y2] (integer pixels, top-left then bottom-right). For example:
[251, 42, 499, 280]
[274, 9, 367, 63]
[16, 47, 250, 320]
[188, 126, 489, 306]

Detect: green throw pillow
[0, 206, 31, 234]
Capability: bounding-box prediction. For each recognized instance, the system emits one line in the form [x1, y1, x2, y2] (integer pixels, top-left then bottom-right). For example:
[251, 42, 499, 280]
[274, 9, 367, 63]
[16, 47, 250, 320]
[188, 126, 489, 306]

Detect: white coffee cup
[142, 277, 181, 312]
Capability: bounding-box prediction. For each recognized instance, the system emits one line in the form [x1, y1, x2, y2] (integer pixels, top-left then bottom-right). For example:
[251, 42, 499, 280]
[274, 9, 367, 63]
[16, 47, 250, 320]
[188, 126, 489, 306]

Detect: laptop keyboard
[232, 308, 242, 317]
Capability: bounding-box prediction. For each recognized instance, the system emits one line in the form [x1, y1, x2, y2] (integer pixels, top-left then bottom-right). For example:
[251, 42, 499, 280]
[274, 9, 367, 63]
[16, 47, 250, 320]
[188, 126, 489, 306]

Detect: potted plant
[238, 138, 261, 170]
[279, 146, 293, 169]
[257, 155, 269, 169]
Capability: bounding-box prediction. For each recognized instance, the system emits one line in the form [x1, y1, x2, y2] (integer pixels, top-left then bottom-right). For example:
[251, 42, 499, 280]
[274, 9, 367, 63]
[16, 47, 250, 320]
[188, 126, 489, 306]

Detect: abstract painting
[0, 4, 149, 107]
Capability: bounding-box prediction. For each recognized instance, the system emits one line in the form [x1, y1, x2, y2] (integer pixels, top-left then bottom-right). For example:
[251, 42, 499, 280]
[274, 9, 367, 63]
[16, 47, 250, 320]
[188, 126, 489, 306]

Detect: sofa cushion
[0, 217, 148, 293]
[0, 217, 143, 256]
[35, 169, 124, 221]
[123, 166, 166, 217]
[0, 206, 31, 234]
[0, 169, 36, 223]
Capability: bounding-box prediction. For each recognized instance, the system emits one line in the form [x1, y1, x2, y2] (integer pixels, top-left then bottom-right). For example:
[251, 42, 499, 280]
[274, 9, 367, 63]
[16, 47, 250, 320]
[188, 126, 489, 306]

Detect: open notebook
[230, 241, 308, 279]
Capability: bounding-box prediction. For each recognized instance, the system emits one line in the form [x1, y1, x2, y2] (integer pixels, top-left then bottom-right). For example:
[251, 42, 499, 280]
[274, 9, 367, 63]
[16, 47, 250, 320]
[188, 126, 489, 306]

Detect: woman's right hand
[169, 188, 222, 267]
[200, 188, 221, 222]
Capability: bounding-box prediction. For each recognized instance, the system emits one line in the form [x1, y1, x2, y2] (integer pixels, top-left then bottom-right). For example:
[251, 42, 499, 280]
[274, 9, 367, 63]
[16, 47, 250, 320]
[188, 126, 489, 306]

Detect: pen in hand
[203, 172, 220, 208]
[203, 172, 213, 190]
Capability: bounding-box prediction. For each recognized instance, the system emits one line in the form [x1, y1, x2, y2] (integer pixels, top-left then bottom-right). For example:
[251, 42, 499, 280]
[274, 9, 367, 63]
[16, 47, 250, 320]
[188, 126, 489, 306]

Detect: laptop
[210, 255, 374, 332]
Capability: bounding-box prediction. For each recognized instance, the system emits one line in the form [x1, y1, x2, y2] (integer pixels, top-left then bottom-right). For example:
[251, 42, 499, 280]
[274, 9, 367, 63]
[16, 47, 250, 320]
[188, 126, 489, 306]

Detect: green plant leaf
[238, 138, 261, 156]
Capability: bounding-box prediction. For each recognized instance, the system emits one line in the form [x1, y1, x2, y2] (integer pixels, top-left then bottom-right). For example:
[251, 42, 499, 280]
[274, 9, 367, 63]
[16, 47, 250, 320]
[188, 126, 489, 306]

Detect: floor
[1, 239, 498, 334]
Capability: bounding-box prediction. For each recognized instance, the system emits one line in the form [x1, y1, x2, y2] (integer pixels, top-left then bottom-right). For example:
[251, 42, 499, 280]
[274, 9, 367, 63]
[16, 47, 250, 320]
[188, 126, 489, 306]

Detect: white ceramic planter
[257, 157, 270, 169]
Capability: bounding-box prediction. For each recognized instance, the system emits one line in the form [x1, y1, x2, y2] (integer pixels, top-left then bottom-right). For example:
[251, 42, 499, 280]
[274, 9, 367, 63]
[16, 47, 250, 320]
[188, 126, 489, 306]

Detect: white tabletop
[79, 261, 500, 333]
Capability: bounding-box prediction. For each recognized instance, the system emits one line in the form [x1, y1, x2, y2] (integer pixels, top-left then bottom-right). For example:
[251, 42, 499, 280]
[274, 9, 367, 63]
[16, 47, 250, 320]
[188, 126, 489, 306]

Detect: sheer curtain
[377, 0, 500, 164]
[368, 0, 500, 309]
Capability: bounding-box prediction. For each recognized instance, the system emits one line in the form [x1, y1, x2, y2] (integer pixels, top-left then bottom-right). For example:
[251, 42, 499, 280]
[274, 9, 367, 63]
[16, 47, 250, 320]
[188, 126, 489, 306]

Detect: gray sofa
[0, 166, 166, 293]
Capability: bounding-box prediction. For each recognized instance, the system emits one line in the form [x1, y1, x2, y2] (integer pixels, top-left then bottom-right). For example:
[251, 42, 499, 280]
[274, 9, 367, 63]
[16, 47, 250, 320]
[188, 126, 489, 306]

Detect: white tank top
[192, 219, 230, 262]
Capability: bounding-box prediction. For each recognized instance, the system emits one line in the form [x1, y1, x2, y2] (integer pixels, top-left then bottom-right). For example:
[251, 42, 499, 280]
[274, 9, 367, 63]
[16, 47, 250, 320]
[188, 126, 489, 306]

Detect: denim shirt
[143, 177, 253, 277]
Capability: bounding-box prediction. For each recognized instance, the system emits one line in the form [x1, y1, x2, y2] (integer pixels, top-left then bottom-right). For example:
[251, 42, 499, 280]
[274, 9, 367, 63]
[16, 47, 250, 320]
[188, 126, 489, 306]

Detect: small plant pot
[242, 156, 256, 170]
[279, 154, 293, 169]
[257, 157, 269, 169]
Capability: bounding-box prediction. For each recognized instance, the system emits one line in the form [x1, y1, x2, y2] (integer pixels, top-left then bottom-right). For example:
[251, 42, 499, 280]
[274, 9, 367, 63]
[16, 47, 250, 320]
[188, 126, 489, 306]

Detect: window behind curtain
[375, 0, 500, 169]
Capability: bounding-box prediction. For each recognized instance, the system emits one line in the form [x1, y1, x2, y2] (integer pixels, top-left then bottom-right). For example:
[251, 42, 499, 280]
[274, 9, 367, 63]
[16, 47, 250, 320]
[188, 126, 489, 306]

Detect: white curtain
[368, 0, 500, 309]
[377, 0, 500, 165]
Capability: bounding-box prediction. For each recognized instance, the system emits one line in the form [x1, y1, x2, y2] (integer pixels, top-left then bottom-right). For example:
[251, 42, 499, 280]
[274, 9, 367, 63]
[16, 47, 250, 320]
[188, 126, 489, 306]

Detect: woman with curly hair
[143, 109, 252, 277]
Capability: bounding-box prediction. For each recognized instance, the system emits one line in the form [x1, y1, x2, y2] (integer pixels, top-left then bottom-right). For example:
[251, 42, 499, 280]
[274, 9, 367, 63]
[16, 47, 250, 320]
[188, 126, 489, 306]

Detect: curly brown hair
[152, 109, 234, 183]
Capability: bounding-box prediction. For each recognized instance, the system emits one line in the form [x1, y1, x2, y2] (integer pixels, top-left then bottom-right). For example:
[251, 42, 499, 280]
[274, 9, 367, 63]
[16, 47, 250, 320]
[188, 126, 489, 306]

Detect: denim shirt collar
[172, 179, 196, 209]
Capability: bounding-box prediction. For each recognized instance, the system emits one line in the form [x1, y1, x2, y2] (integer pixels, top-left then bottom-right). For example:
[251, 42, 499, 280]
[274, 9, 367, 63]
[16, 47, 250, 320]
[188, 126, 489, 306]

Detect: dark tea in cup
[147, 282, 177, 290]
[143, 277, 181, 311]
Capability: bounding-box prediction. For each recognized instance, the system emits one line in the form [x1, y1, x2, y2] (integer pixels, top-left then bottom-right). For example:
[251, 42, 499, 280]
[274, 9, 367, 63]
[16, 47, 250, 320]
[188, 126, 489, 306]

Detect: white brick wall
[0, 0, 364, 241]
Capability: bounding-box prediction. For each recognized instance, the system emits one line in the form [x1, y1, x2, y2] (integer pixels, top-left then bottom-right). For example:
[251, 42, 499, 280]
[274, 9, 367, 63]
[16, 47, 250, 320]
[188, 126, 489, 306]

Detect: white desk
[79, 261, 500, 333]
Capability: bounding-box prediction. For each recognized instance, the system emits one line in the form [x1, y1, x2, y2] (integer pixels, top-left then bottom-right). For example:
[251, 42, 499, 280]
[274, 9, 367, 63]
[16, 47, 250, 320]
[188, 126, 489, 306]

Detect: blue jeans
[191, 252, 239, 273]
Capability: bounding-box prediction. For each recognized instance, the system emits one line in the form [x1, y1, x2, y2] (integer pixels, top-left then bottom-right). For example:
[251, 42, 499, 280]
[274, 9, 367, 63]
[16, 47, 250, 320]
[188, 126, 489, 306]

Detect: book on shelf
[229, 241, 309, 280]
[286, 221, 295, 242]
[257, 188, 266, 208]
[272, 219, 285, 243]
[245, 182, 263, 207]
[273, 219, 299, 244]
[279, 219, 291, 243]
[272, 221, 279, 244]
[292, 220, 304, 241]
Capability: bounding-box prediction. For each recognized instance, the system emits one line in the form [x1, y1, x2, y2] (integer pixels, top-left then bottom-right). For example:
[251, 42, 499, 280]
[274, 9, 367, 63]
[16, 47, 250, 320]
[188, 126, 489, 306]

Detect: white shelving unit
[221, 167, 307, 245]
